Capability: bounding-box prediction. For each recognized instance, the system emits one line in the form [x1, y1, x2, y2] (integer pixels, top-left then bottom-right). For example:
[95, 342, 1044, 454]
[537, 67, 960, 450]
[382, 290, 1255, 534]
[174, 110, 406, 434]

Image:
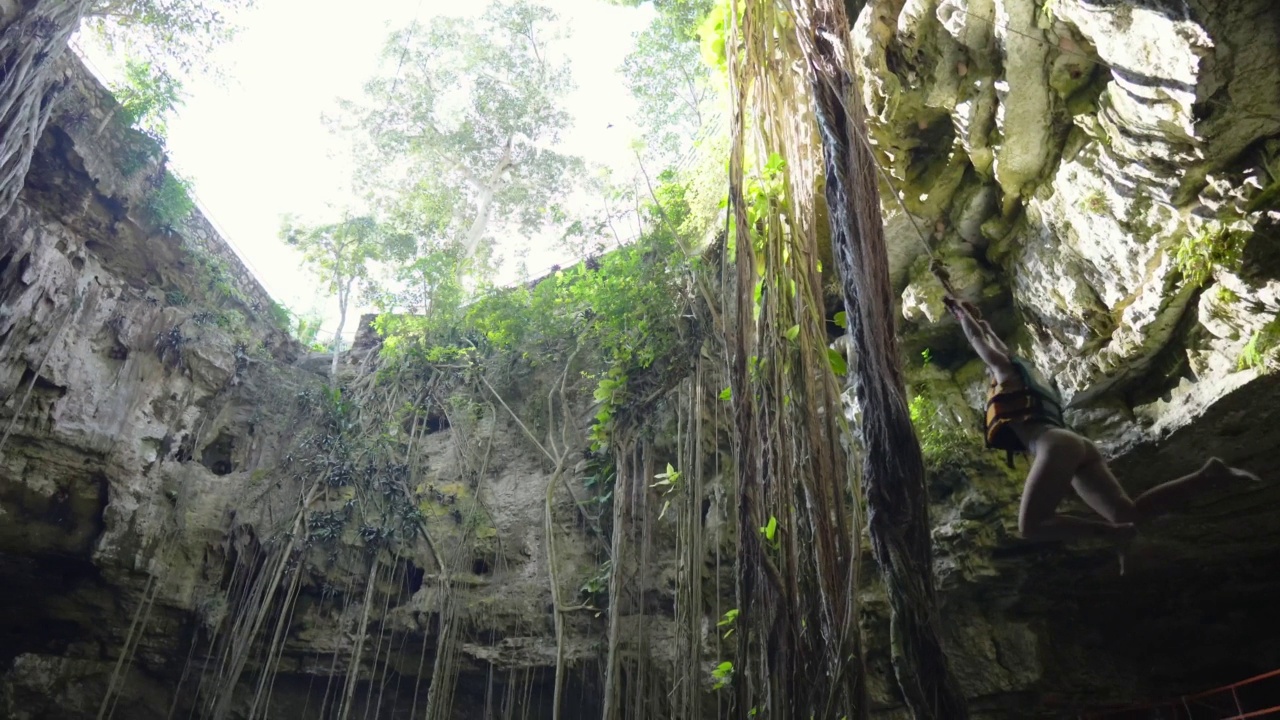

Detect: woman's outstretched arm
[945, 296, 1017, 383]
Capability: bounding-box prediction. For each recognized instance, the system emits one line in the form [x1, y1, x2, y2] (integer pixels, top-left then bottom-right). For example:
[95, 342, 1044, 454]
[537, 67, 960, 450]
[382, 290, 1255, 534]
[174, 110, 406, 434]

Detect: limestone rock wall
[0, 53, 309, 717]
[0, 58, 673, 720]
[864, 0, 1280, 408]
[4, 3, 1280, 717]
[857, 0, 1280, 713]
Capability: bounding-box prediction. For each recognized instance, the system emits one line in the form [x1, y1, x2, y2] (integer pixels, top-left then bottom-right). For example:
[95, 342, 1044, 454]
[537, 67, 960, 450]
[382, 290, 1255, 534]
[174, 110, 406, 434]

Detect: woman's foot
[1202, 457, 1262, 485]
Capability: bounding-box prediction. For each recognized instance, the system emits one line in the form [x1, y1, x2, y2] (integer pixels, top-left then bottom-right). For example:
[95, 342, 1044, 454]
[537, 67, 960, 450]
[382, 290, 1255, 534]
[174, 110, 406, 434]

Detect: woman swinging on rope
[943, 295, 1260, 544]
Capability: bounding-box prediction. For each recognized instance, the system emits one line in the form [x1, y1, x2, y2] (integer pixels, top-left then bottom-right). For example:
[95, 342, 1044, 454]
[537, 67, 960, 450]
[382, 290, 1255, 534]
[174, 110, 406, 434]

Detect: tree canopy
[84, 0, 255, 75]
[615, 0, 716, 158]
[339, 0, 583, 265]
[282, 214, 401, 382]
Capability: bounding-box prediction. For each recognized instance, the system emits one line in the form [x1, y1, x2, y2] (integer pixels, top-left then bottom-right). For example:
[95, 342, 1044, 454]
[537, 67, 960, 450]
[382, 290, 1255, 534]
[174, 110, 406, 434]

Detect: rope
[855, 127, 958, 295]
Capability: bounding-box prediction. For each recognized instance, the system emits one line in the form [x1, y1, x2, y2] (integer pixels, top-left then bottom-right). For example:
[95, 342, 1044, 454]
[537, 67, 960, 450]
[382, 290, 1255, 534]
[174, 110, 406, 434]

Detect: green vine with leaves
[1176, 224, 1248, 287]
[376, 170, 701, 461]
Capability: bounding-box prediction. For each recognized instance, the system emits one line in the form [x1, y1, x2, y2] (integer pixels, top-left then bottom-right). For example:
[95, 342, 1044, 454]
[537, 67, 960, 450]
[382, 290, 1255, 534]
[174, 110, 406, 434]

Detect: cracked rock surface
[2, 1, 1280, 715]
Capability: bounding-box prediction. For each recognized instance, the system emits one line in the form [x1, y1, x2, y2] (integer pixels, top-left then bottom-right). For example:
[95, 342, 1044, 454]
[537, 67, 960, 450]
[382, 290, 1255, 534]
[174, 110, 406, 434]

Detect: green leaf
[764, 152, 785, 175]
[784, 324, 800, 342]
[712, 659, 735, 688]
[651, 463, 680, 494]
[827, 348, 848, 376]
[833, 311, 847, 329]
[719, 386, 732, 401]
[760, 515, 778, 542]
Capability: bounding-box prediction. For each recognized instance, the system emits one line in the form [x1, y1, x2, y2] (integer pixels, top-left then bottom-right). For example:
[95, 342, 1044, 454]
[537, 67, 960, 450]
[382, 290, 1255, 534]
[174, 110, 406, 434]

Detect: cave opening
[200, 432, 237, 476]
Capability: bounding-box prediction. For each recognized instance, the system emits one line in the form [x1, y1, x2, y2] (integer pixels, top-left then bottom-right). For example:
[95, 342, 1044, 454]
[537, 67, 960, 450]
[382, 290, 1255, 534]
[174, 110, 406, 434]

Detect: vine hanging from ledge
[720, 0, 868, 716]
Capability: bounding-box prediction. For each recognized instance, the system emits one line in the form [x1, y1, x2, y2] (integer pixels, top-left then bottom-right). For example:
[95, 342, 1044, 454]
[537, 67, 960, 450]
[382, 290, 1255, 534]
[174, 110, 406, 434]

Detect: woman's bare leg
[1020, 429, 1135, 542]
[1074, 448, 1261, 524]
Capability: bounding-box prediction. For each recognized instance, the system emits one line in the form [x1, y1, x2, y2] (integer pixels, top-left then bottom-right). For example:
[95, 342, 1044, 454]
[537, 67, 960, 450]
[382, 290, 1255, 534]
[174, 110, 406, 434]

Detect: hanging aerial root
[245, 543, 307, 719]
[203, 482, 322, 719]
[721, 0, 871, 717]
[601, 441, 634, 720]
[789, 0, 970, 717]
[0, 0, 94, 219]
[337, 559, 380, 720]
[98, 555, 167, 720]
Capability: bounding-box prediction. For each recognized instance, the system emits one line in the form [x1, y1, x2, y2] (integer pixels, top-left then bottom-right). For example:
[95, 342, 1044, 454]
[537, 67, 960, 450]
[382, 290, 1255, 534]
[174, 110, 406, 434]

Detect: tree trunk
[461, 183, 496, 261]
[330, 281, 349, 388]
[0, 0, 93, 219]
[600, 441, 632, 720]
[791, 1, 970, 718]
[459, 137, 512, 262]
[723, 1, 869, 717]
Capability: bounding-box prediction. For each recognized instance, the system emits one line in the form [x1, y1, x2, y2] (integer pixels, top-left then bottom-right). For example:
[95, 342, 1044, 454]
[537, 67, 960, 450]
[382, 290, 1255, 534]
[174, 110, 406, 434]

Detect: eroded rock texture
[860, 0, 1280, 714]
[0, 57, 671, 719]
[0, 54, 307, 718]
[1, 0, 1279, 717]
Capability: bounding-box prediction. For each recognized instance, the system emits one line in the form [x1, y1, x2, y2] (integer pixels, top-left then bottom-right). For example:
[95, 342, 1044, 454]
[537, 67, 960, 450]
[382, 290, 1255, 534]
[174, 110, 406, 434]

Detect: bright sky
[78, 0, 652, 340]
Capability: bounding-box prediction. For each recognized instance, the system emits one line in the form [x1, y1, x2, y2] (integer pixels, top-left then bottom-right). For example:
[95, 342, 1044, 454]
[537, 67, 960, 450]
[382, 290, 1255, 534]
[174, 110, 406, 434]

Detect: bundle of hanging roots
[722, 0, 968, 718]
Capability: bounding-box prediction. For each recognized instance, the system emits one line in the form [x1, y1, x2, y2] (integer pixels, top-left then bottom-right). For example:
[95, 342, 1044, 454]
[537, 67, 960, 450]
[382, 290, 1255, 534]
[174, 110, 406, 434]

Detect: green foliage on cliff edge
[1176, 224, 1247, 287]
[146, 170, 194, 231]
[106, 60, 199, 246]
[1239, 318, 1280, 371]
[110, 57, 184, 139]
[375, 170, 700, 451]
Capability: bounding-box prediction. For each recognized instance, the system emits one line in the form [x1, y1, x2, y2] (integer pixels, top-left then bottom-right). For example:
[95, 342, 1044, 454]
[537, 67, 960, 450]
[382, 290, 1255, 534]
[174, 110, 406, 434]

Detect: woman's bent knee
[1073, 458, 1137, 524]
[1108, 501, 1137, 525]
[1018, 509, 1047, 539]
